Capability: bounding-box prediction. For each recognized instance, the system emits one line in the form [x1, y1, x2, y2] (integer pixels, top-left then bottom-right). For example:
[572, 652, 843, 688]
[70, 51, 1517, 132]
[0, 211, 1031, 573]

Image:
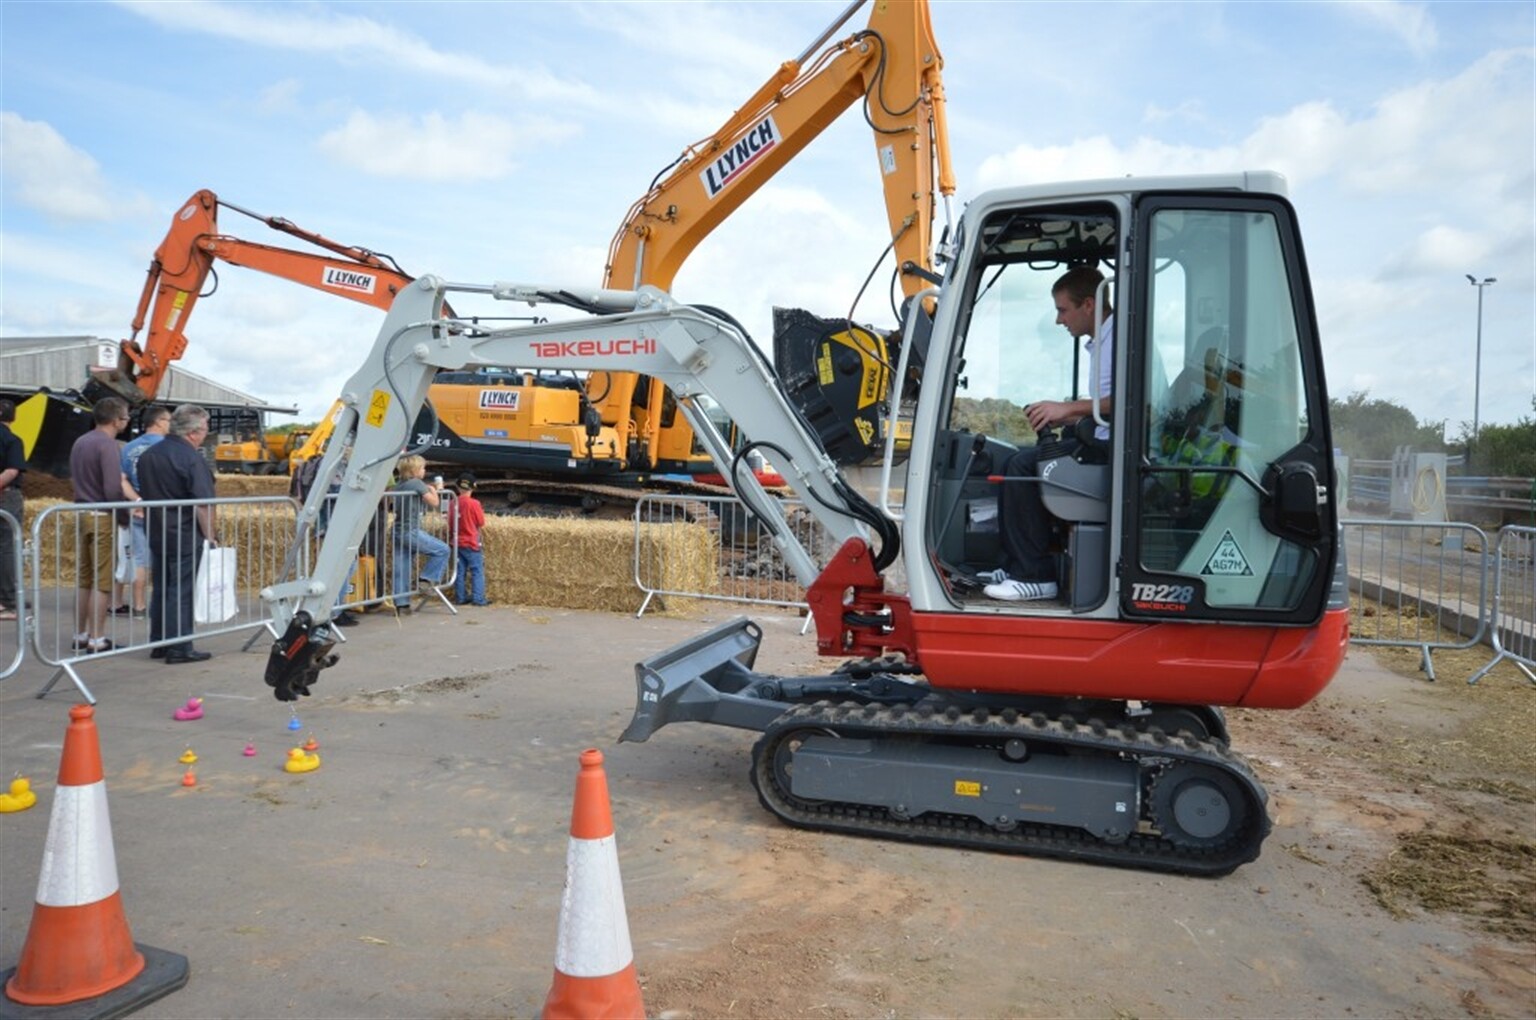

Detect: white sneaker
[984, 579, 1059, 601]
[976, 568, 1010, 585]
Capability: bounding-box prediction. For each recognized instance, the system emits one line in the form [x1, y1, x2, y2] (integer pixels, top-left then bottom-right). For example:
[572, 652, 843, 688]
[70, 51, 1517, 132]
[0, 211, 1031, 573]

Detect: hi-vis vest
[1157, 416, 1239, 499]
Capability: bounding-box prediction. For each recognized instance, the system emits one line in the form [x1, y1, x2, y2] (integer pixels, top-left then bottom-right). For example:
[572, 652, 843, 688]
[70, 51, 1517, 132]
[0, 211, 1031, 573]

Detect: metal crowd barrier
[633, 494, 829, 625]
[1341, 519, 1489, 681]
[0, 509, 22, 680]
[306, 490, 459, 619]
[29, 495, 299, 702]
[1470, 524, 1536, 686]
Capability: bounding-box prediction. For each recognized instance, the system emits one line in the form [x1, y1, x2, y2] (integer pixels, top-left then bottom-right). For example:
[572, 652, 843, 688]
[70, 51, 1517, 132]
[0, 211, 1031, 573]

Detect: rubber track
[751, 700, 1271, 877]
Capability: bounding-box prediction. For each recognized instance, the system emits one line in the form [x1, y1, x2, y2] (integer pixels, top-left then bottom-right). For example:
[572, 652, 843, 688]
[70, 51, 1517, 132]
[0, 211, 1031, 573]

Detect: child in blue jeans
[449, 474, 490, 606]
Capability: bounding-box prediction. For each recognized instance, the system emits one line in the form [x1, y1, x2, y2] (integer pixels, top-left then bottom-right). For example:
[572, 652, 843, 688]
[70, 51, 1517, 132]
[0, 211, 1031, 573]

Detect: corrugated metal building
[0, 336, 297, 414]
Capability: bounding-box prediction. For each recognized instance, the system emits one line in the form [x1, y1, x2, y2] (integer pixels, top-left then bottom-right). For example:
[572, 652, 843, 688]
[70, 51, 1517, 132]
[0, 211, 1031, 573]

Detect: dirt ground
[629, 634, 1536, 1020]
[2, 602, 1533, 1019]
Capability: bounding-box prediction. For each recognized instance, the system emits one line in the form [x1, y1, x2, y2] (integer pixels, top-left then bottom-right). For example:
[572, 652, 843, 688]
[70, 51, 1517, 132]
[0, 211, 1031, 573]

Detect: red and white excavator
[265, 157, 1346, 881]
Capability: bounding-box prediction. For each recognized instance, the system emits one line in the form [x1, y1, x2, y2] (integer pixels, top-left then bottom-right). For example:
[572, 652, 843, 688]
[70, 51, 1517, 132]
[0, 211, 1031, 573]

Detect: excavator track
[749, 699, 1270, 876]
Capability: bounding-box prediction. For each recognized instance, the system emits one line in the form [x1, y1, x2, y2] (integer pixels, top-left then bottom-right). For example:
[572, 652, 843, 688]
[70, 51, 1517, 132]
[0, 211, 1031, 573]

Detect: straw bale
[23, 497, 299, 592]
[216, 475, 294, 498]
[480, 515, 717, 614]
[20, 495, 719, 614]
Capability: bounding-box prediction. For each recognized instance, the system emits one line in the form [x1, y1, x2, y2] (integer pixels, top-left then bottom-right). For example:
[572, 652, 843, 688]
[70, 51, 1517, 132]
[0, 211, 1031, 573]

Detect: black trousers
[997, 446, 1057, 583]
[0, 487, 20, 608]
[150, 528, 203, 653]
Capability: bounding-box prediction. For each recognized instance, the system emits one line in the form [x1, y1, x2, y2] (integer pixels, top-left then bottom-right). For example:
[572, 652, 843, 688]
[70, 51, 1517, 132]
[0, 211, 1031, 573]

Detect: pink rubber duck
[172, 697, 204, 722]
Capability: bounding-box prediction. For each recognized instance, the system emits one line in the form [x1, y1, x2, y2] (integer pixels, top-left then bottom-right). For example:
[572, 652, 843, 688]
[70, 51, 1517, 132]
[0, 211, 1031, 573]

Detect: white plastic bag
[194, 541, 238, 624]
[113, 526, 134, 584]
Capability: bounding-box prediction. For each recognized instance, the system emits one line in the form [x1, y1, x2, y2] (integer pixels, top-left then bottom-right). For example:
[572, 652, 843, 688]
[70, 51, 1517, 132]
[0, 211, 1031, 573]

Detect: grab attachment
[264, 611, 337, 702]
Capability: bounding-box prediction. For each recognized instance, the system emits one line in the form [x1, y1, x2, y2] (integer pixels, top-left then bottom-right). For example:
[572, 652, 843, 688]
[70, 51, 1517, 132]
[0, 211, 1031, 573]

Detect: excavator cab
[917, 176, 1338, 631]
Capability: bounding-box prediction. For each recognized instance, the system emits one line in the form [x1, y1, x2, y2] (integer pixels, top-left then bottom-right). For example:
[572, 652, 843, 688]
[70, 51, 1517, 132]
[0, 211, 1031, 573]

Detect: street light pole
[1466, 274, 1496, 446]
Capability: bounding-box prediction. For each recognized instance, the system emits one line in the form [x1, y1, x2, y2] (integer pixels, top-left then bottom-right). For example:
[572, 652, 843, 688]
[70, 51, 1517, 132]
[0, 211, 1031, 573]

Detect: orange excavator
[13, 192, 427, 478]
[85, 191, 419, 408]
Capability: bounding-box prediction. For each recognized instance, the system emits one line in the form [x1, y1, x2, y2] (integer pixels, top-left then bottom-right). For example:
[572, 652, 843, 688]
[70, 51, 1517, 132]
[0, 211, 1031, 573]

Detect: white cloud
[0, 113, 117, 221]
[976, 135, 1241, 189]
[112, 0, 599, 106]
[256, 78, 303, 116]
[978, 49, 1532, 199]
[1337, 0, 1440, 55]
[316, 111, 579, 182]
[1385, 225, 1492, 275]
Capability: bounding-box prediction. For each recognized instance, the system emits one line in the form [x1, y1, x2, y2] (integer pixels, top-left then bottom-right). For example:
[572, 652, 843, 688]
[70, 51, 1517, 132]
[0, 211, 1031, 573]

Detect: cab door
[1121, 195, 1337, 625]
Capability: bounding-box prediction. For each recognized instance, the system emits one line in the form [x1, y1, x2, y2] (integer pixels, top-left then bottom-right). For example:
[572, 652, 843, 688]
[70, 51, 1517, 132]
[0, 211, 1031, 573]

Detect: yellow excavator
[417, 0, 956, 497]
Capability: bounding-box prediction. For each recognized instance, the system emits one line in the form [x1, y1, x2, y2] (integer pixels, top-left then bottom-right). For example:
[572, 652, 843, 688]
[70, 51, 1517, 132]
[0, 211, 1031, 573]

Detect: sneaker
[87, 638, 115, 654]
[418, 577, 437, 589]
[471, 600, 493, 607]
[976, 568, 1010, 585]
[110, 604, 132, 616]
[984, 579, 1059, 602]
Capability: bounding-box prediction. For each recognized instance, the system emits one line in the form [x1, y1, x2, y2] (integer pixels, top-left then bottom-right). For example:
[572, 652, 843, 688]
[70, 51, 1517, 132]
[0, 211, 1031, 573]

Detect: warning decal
[1201, 530, 1254, 576]
[365, 389, 391, 429]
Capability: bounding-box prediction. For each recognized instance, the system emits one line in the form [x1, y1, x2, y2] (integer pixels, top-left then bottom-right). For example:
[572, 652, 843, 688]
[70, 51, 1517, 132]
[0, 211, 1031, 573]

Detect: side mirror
[1261, 461, 1324, 540]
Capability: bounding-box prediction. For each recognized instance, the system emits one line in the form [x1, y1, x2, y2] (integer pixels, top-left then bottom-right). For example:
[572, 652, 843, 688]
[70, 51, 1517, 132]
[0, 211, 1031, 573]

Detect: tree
[1455, 398, 1536, 476]
[1328, 391, 1447, 460]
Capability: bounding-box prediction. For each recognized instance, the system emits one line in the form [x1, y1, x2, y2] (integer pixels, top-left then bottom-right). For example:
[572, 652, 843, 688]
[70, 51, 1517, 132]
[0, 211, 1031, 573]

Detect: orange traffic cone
[542, 748, 645, 1020]
[1, 705, 189, 1017]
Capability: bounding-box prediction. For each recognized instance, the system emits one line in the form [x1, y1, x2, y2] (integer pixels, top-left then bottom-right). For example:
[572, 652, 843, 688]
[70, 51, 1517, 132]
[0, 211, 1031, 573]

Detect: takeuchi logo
[529, 338, 657, 359]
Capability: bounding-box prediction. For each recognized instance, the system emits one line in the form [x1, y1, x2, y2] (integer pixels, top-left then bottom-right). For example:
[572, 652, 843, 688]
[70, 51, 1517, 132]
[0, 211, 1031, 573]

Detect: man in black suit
[137, 404, 218, 663]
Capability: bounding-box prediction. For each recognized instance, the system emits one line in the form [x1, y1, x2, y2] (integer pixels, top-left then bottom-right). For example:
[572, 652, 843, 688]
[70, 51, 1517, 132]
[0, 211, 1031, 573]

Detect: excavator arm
[89, 189, 418, 405]
[595, 0, 955, 469]
[605, 0, 954, 295]
[262, 276, 893, 700]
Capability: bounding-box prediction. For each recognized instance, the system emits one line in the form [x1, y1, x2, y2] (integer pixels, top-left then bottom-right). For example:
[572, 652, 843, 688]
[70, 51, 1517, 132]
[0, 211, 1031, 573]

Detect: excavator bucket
[620, 618, 783, 742]
[12, 390, 93, 479]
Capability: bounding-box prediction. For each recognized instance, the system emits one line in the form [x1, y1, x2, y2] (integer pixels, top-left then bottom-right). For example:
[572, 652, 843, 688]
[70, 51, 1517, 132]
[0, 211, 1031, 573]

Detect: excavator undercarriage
[620, 617, 1267, 876]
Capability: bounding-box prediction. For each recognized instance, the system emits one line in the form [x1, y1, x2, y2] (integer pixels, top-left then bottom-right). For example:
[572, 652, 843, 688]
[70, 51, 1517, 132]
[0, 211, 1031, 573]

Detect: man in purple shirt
[68, 396, 129, 653]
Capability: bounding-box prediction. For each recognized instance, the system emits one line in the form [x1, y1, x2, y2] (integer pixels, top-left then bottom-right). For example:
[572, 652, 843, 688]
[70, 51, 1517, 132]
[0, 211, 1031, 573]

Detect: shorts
[130, 515, 151, 570]
[74, 512, 114, 594]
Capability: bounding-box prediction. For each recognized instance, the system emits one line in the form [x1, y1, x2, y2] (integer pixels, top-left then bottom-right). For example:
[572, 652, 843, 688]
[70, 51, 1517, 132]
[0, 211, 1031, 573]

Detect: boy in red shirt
[449, 474, 491, 606]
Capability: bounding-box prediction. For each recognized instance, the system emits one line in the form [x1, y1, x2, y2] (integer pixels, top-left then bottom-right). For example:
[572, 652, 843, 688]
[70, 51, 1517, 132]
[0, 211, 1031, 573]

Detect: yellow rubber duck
[284, 748, 321, 773]
[0, 777, 38, 813]
[179, 748, 198, 765]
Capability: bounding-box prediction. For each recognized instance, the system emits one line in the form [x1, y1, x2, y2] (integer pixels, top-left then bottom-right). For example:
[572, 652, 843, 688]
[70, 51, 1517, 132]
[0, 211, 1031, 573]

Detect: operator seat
[1036, 421, 1111, 610]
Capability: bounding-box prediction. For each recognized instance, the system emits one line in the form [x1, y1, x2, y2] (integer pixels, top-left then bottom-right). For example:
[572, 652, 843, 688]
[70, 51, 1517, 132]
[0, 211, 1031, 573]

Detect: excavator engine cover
[773, 307, 894, 465]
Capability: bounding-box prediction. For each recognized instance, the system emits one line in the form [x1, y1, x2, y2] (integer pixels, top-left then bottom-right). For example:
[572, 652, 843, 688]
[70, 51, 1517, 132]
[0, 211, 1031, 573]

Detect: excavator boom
[90, 189, 415, 406]
[606, 0, 954, 296]
[588, 0, 955, 473]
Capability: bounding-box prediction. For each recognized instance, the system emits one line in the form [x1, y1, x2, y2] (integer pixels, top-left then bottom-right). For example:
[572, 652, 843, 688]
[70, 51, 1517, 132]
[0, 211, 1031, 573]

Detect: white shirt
[1085, 313, 1114, 440]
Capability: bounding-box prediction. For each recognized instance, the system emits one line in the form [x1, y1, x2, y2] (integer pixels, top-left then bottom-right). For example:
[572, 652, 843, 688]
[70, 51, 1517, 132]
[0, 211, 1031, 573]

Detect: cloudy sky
[2, 0, 1531, 436]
